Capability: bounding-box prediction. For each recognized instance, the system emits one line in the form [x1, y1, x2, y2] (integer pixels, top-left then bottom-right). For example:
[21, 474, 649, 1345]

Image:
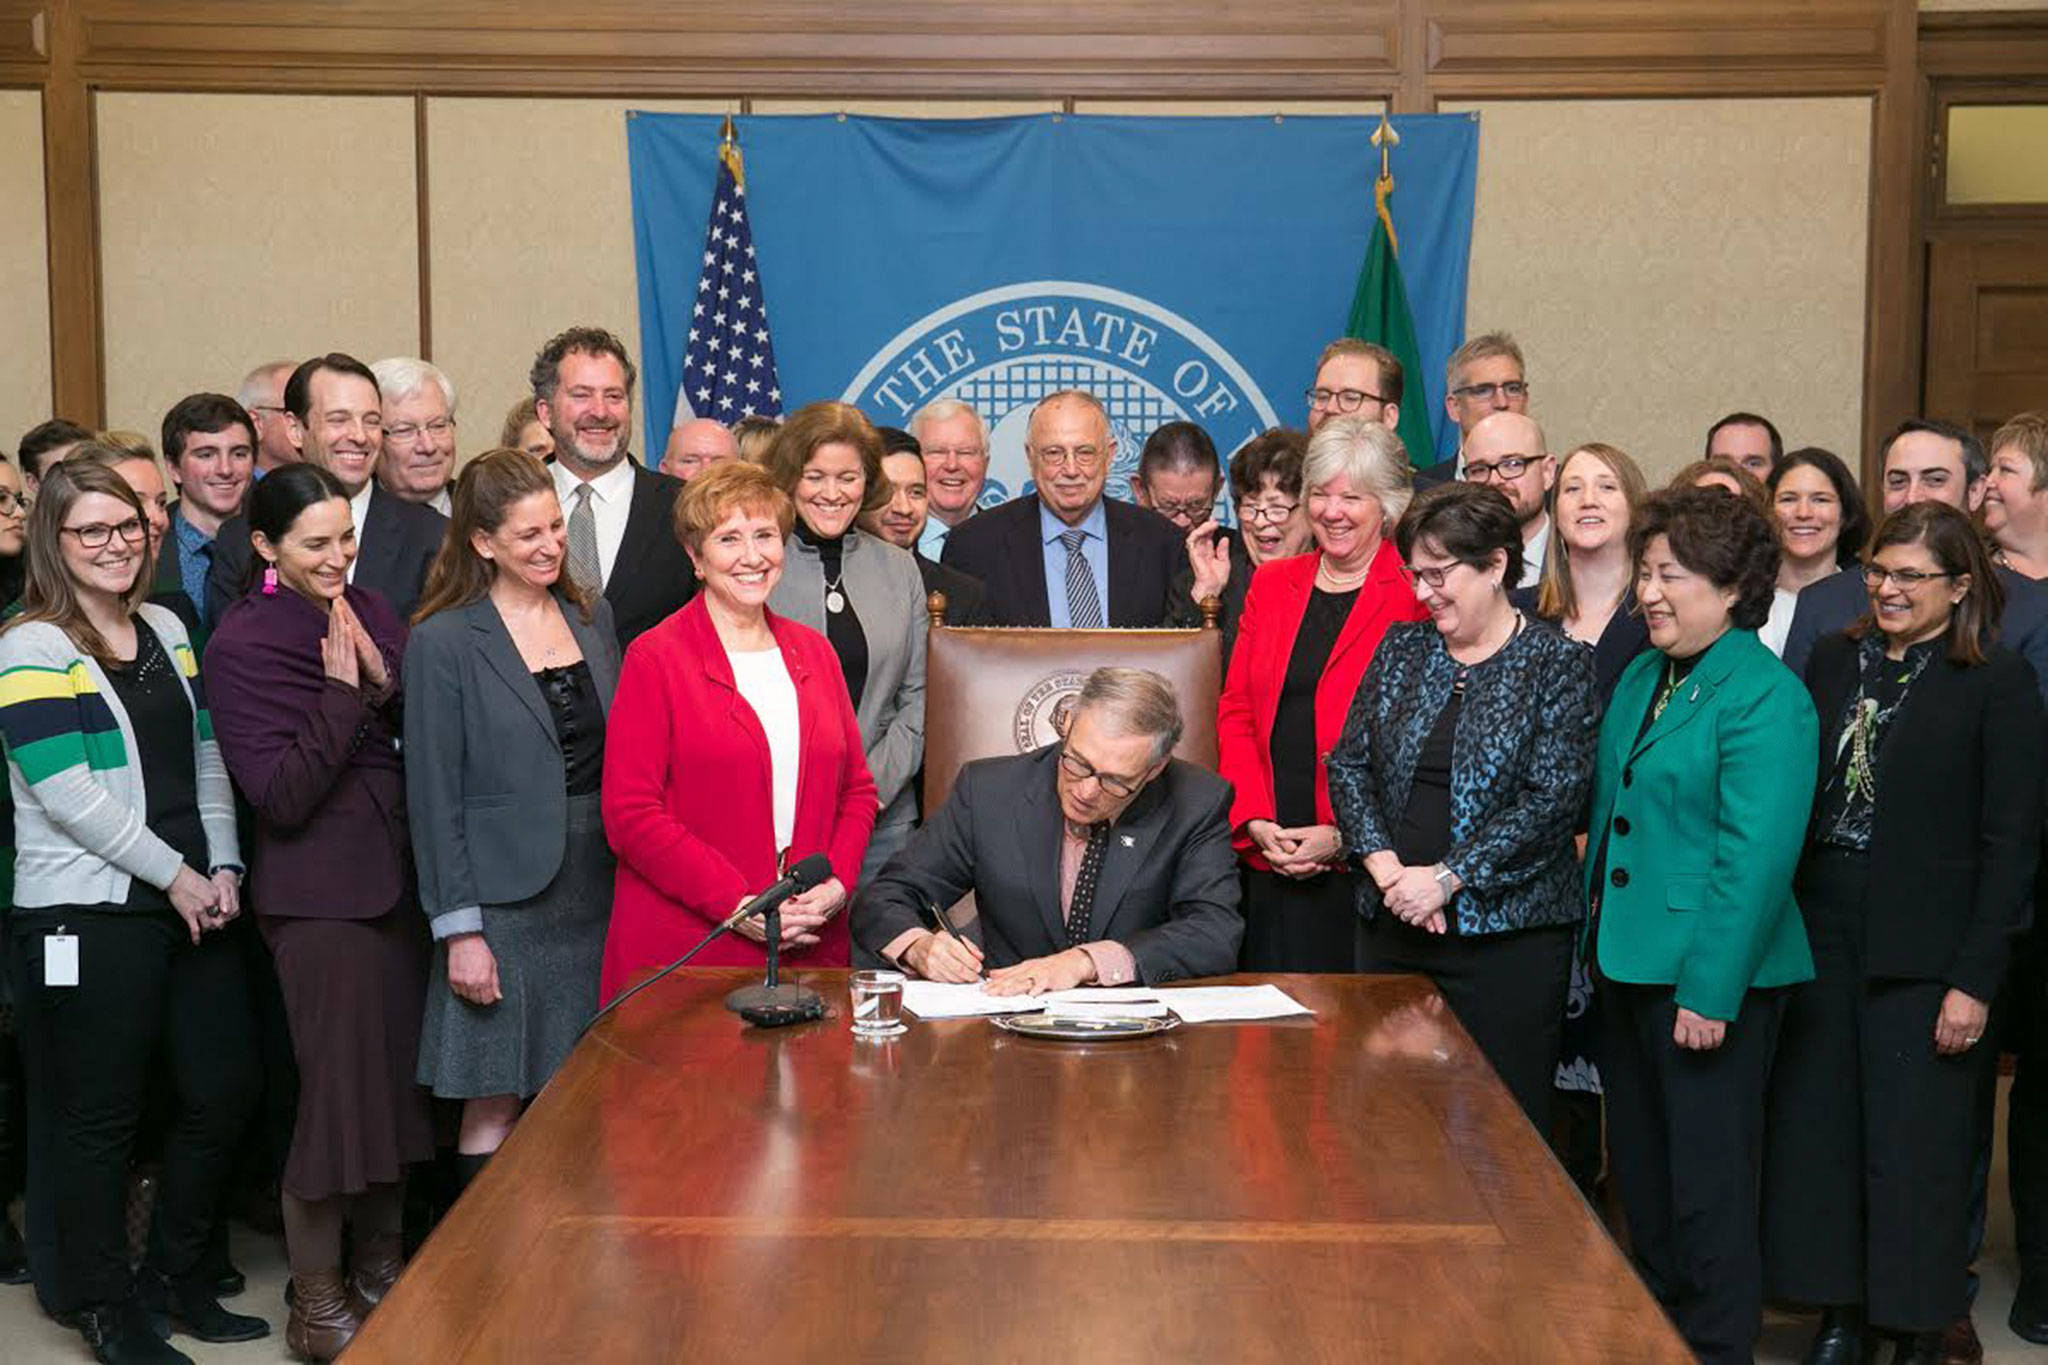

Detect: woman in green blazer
[1585, 485, 1817, 1365]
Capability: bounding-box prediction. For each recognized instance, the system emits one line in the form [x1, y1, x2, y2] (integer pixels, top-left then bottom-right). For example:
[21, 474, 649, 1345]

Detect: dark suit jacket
[600, 463, 698, 648]
[939, 494, 1184, 628]
[1166, 525, 1251, 672]
[912, 550, 986, 626]
[1785, 563, 2048, 703]
[1412, 456, 1459, 490]
[203, 584, 410, 920]
[852, 744, 1244, 984]
[1803, 633, 2044, 1000]
[206, 484, 446, 626]
[402, 591, 621, 937]
[1511, 585, 1651, 713]
[150, 513, 204, 641]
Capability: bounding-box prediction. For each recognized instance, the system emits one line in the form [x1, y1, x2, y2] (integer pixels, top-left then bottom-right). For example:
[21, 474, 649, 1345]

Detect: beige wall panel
[426, 98, 725, 464]
[97, 93, 419, 439]
[1921, 0, 2048, 11]
[1073, 100, 1386, 115]
[1445, 98, 1870, 483]
[0, 90, 51, 446]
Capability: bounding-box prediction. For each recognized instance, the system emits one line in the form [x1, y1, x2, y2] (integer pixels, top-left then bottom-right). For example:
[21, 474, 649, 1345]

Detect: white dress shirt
[725, 645, 800, 853]
[551, 458, 638, 585]
[346, 482, 373, 584]
[1520, 511, 1550, 588]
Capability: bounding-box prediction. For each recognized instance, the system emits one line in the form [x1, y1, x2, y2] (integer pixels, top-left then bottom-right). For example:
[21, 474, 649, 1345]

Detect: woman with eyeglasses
[1327, 482, 1596, 1127]
[1762, 447, 1868, 659]
[203, 464, 431, 1359]
[1763, 502, 2042, 1365]
[1174, 428, 1313, 672]
[600, 462, 876, 1002]
[0, 457, 263, 1361]
[1216, 417, 1427, 973]
[403, 450, 620, 1191]
[1587, 486, 1817, 1365]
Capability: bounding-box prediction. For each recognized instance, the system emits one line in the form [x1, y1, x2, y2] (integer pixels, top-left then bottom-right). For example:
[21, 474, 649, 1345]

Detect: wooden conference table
[349, 969, 1689, 1362]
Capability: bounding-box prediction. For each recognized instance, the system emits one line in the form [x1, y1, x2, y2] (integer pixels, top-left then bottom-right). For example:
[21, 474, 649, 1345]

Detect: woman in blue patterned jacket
[1328, 481, 1597, 1129]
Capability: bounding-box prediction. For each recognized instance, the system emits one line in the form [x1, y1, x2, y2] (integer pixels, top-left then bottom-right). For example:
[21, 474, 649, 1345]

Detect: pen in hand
[926, 896, 987, 981]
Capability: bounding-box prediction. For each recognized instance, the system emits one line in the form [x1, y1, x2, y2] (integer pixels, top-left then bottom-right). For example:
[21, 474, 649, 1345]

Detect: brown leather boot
[346, 1230, 404, 1317]
[284, 1271, 359, 1362]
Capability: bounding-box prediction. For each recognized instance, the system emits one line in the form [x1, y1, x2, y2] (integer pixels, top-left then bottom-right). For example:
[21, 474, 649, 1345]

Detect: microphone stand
[724, 900, 825, 1022]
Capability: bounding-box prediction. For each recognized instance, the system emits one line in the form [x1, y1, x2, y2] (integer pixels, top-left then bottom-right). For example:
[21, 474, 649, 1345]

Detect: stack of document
[898, 980, 1312, 1024]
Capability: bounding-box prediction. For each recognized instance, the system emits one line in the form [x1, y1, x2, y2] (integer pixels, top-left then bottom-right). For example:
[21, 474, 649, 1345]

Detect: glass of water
[850, 970, 907, 1038]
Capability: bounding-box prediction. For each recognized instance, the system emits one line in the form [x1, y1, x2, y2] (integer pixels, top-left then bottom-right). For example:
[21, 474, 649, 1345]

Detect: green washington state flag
[1345, 178, 1436, 467]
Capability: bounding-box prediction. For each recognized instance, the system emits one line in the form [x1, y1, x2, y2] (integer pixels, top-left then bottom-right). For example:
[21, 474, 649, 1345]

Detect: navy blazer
[1327, 617, 1597, 935]
[852, 745, 1243, 984]
[939, 494, 1184, 628]
[402, 591, 621, 938]
[1784, 563, 2048, 702]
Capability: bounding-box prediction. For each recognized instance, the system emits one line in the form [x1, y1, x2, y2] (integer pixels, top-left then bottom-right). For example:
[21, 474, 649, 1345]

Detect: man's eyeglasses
[1239, 499, 1299, 526]
[1036, 446, 1104, 471]
[1147, 497, 1216, 524]
[62, 518, 147, 549]
[1463, 454, 1542, 483]
[1451, 381, 1530, 404]
[924, 446, 986, 463]
[1058, 746, 1143, 798]
[1399, 562, 1471, 591]
[385, 418, 455, 445]
[1862, 564, 1955, 590]
[1304, 387, 1389, 414]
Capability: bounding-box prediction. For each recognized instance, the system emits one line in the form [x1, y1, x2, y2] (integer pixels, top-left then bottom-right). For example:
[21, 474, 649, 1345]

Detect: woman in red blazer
[599, 462, 877, 1003]
[1217, 417, 1426, 971]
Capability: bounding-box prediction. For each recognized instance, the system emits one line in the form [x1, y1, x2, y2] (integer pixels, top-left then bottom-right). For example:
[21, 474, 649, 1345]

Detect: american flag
[680, 122, 782, 421]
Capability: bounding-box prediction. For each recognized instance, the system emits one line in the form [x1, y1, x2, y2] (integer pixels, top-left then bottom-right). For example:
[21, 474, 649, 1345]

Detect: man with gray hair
[909, 397, 990, 558]
[235, 359, 300, 475]
[370, 356, 459, 514]
[940, 389, 1184, 627]
[854, 666, 1242, 990]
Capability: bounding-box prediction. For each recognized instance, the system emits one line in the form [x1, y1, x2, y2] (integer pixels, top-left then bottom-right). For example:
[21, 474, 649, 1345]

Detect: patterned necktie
[566, 483, 603, 595]
[1060, 527, 1103, 629]
[1064, 822, 1110, 947]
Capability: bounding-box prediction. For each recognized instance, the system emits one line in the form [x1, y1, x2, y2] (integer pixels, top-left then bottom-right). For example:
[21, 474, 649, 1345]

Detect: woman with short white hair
[1216, 417, 1427, 972]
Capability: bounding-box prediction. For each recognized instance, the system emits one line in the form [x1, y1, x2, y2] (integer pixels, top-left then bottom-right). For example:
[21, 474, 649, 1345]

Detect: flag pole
[1370, 113, 1400, 255]
[719, 113, 744, 184]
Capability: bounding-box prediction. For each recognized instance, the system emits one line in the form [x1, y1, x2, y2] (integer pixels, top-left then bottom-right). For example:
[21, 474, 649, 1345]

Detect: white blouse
[1760, 586, 1798, 658]
[725, 645, 801, 855]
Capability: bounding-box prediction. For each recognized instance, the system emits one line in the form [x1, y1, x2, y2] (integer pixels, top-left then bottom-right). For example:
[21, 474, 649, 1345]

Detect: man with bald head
[1459, 411, 1555, 582]
[660, 416, 739, 481]
[235, 360, 301, 475]
[941, 389, 1183, 627]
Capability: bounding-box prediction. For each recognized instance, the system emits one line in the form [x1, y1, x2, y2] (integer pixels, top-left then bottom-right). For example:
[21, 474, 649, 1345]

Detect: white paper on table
[1040, 988, 1161, 1005]
[900, 980, 1043, 1019]
[1040, 998, 1172, 1021]
[1152, 985, 1315, 1023]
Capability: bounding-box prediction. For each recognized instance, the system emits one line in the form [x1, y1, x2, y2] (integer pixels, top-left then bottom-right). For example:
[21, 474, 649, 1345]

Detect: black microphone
[725, 853, 833, 1025]
[583, 854, 834, 1037]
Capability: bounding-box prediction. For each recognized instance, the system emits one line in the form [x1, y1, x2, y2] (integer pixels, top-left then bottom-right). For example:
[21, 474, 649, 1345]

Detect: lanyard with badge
[45, 923, 78, 987]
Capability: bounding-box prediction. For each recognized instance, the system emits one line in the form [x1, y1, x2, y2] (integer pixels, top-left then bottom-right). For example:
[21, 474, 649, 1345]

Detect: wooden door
[1925, 234, 2048, 445]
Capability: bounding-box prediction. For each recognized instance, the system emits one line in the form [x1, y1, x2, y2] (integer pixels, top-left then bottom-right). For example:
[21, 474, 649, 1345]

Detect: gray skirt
[416, 791, 614, 1100]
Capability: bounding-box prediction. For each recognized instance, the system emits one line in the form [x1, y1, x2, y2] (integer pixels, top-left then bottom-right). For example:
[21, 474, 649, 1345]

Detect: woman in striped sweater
[0, 456, 263, 1364]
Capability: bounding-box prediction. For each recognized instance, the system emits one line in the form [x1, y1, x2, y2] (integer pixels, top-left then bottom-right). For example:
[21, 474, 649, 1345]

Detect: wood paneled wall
[11, 0, 1922, 463]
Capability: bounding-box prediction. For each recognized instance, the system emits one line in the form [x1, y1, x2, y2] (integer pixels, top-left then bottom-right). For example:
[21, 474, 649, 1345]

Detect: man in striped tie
[940, 389, 1185, 628]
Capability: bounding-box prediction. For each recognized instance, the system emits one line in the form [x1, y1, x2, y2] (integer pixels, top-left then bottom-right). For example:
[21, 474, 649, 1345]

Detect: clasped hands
[729, 877, 848, 948]
[1363, 850, 1452, 934]
[1245, 820, 1344, 880]
[166, 865, 242, 945]
[319, 595, 391, 695]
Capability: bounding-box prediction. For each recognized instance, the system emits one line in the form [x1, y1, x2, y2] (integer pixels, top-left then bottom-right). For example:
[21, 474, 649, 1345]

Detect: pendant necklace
[825, 570, 846, 615]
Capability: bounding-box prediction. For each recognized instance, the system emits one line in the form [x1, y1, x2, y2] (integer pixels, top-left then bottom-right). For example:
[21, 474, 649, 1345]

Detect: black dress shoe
[1894, 1329, 1946, 1365]
[137, 1269, 271, 1344]
[74, 1301, 194, 1365]
[1802, 1306, 1875, 1365]
[2012, 1275, 2048, 1345]
[212, 1264, 246, 1297]
[0, 1212, 28, 1285]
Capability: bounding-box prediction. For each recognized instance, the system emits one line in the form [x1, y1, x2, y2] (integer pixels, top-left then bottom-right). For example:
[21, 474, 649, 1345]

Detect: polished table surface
[349, 969, 1690, 1362]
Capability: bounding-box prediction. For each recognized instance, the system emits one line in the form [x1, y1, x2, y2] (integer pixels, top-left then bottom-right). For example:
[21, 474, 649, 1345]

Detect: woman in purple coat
[203, 465, 433, 1362]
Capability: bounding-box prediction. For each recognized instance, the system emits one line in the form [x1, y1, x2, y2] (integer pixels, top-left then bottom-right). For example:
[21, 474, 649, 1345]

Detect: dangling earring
[261, 565, 279, 596]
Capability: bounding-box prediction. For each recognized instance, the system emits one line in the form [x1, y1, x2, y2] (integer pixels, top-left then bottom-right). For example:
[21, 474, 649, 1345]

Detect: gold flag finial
[718, 114, 744, 185]
[1369, 114, 1400, 254]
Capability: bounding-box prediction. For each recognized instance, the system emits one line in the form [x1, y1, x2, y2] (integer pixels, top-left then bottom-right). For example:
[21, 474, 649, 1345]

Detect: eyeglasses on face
[62, 518, 148, 549]
[1035, 446, 1105, 472]
[385, 418, 456, 445]
[1861, 564, 1955, 590]
[1147, 496, 1216, 523]
[0, 491, 28, 515]
[1304, 387, 1389, 414]
[1463, 454, 1541, 483]
[1398, 561, 1473, 591]
[1239, 499, 1299, 525]
[1451, 381, 1530, 404]
[1057, 746, 1142, 798]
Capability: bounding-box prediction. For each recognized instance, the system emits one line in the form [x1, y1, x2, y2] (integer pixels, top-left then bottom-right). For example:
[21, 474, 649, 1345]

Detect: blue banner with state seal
[627, 111, 1478, 510]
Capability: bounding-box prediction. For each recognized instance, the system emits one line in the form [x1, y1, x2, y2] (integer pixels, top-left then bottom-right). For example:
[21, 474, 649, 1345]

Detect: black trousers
[1356, 913, 1575, 1132]
[1763, 848, 1991, 1333]
[1600, 977, 1783, 1365]
[2007, 933, 2048, 1282]
[9, 908, 260, 1312]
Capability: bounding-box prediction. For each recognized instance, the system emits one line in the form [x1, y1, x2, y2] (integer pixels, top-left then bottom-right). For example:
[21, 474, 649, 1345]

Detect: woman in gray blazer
[402, 449, 621, 1186]
[764, 402, 927, 887]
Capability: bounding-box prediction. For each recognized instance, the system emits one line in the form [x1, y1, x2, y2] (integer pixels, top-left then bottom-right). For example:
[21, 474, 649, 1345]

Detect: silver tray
[991, 1011, 1180, 1040]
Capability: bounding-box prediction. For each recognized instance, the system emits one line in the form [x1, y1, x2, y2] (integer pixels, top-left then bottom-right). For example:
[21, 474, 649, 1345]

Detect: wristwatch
[1431, 864, 1457, 895]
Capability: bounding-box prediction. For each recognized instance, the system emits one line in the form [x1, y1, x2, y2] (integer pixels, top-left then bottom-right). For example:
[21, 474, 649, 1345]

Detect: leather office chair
[921, 593, 1223, 815]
